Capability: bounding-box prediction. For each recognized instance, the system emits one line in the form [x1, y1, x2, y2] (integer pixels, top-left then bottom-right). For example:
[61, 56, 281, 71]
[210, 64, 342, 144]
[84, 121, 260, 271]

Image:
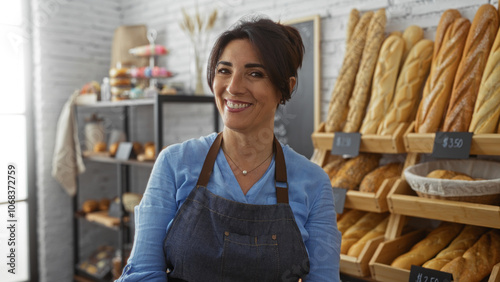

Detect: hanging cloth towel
[51, 90, 86, 196]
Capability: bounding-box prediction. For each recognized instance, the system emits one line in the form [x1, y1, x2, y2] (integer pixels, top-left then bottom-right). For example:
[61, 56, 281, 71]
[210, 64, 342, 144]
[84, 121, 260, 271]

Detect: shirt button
[224, 231, 229, 236]
[272, 234, 277, 240]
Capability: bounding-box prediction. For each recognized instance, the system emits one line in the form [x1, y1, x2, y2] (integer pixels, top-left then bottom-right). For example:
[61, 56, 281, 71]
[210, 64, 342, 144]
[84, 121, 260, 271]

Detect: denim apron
[163, 133, 310, 282]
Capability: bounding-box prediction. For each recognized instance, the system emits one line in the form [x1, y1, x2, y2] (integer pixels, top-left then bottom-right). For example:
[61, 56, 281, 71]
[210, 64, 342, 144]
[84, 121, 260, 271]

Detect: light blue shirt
[118, 133, 341, 281]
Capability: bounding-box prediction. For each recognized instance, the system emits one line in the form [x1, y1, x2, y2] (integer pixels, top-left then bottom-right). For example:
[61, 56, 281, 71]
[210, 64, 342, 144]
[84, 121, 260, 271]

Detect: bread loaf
[337, 209, 367, 234]
[377, 39, 434, 135]
[343, 9, 387, 133]
[402, 25, 424, 62]
[359, 162, 403, 193]
[325, 12, 374, 133]
[331, 154, 380, 190]
[469, 26, 500, 133]
[443, 4, 499, 132]
[346, 9, 360, 44]
[440, 229, 500, 282]
[433, 9, 462, 61]
[422, 225, 488, 270]
[391, 222, 463, 270]
[323, 158, 347, 179]
[347, 217, 389, 257]
[415, 18, 471, 133]
[341, 212, 388, 254]
[360, 35, 405, 134]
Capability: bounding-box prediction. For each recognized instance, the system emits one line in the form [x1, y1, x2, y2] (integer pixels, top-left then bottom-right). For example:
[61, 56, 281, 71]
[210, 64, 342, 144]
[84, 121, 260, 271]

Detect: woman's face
[212, 39, 281, 134]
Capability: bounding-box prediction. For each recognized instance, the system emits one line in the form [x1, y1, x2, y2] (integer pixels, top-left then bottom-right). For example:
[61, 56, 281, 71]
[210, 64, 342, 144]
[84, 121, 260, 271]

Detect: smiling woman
[117, 17, 341, 282]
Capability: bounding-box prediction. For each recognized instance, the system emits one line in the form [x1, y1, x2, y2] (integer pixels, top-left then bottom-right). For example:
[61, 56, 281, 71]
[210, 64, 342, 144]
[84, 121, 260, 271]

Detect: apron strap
[196, 132, 289, 204]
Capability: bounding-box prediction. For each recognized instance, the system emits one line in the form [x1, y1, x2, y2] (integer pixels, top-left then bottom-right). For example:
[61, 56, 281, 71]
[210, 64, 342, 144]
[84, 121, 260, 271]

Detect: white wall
[34, 0, 498, 281]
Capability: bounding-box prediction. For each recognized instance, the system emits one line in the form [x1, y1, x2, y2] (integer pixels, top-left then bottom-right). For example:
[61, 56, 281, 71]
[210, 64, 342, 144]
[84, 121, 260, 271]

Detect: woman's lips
[225, 99, 251, 111]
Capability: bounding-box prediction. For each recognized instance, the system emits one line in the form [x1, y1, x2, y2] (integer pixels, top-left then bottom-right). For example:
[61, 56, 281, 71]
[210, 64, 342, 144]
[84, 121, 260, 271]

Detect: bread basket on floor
[404, 159, 500, 205]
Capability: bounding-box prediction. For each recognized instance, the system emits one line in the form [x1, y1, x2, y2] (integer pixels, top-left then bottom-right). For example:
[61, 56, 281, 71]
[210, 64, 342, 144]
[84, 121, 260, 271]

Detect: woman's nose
[226, 72, 245, 95]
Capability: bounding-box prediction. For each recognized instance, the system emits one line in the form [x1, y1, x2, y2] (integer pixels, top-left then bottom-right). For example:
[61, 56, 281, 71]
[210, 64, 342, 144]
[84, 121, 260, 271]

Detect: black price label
[332, 187, 347, 214]
[432, 132, 472, 159]
[331, 132, 361, 157]
[409, 265, 453, 282]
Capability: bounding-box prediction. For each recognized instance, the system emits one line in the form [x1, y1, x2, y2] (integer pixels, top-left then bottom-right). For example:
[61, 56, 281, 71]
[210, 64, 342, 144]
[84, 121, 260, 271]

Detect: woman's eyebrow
[216, 61, 266, 69]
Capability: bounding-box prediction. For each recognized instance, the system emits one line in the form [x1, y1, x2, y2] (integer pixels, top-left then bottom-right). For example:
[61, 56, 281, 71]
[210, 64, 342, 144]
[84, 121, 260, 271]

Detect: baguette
[347, 217, 389, 257]
[469, 26, 500, 133]
[391, 222, 463, 270]
[343, 9, 387, 133]
[331, 154, 380, 190]
[359, 162, 403, 193]
[415, 18, 471, 133]
[341, 212, 388, 254]
[360, 35, 405, 134]
[346, 9, 360, 44]
[402, 25, 424, 62]
[323, 158, 347, 180]
[377, 39, 434, 135]
[325, 12, 374, 133]
[422, 225, 488, 270]
[440, 229, 500, 282]
[433, 9, 462, 61]
[337, 209, 367, 234]
[443, 4, 499, 132]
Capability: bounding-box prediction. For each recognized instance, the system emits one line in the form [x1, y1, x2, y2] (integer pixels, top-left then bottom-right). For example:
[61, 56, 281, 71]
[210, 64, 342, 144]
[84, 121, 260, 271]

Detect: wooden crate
[311, 122, 408, 153]
[403, 122, 500, 155]
[369, 229, 427, 282]
[491, 264, 500, 282]
[387, 179, 500, 229]
[340, 236, 385, 277]
[341, 178, 395, 213]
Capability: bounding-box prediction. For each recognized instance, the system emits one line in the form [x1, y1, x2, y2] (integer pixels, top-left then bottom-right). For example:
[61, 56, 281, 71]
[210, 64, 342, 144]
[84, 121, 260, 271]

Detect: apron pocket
[221, 231, 279, 282]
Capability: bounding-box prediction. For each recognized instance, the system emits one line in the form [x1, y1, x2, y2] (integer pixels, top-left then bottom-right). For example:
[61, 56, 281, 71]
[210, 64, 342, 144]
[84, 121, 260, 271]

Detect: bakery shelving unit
[368, 127, 500, 281]
[73, 94, 219, 281]
[311, 123, 411, 279]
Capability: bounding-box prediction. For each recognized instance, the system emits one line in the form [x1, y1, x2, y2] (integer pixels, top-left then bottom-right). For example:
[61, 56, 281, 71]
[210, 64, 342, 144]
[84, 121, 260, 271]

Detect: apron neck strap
[196, 132, 289, 204]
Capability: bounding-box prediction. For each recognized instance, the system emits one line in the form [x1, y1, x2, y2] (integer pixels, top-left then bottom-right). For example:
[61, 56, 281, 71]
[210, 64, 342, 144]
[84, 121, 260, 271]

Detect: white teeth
[227, 101, 250, 109]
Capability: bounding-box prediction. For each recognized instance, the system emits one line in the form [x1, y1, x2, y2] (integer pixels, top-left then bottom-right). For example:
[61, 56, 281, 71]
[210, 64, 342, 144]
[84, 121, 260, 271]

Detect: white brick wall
[35, 0, 499, 281]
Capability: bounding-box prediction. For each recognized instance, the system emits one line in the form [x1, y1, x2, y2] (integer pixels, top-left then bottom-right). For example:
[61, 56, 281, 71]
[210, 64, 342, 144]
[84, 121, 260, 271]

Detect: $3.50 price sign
[432, 132, 472, 159]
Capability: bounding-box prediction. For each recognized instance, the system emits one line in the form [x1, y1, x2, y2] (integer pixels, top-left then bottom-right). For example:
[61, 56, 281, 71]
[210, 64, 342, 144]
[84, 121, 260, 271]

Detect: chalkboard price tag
[115, 142, 135, 160]
[331, 132, 361, 157]
[432, 131, 472, 159]
[332, 187, 347, 214]
[409, 265, 453, 282]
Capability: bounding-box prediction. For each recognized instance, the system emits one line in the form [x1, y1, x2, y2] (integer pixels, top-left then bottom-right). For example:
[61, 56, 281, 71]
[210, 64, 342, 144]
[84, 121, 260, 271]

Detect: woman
[118, 17, 341, 281]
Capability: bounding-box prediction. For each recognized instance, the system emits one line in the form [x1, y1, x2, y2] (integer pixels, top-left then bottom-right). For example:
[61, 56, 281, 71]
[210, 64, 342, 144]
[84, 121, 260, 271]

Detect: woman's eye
[216, 68, 230, 74]
[250, 71, 264, 78]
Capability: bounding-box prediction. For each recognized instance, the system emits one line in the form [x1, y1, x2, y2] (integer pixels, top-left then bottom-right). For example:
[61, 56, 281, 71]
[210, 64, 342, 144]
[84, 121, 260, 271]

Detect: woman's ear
[289, 76, 297, 93]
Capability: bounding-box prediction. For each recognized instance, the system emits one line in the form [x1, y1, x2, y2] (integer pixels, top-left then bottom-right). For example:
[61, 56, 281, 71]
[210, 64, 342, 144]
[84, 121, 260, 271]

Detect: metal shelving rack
[73, 94, 219, 281]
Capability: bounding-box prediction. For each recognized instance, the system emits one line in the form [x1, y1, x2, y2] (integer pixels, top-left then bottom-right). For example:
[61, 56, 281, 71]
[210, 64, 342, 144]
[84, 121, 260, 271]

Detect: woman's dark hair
[207, 17, 304, 104]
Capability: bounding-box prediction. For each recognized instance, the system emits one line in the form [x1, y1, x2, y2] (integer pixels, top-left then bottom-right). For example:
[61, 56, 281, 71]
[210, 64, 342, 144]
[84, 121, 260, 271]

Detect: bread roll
[82, 200, 99, 213]
[377, 40, 434, 135]
[422, 225, 488, 270]
[325, 11, 374, 133]
[402, 25, 424, 62]
[360, 35, 405, 134]
[440, 229, 500, 282]
[391, 222, 463, 270]
[347, 217, 389, 257]
[469, 26, 500, 133]
[415, 18, 471, 133]
[443, 4, 499, 132]
[359, 162, 403, 193]
[343, 9, 387, 133]
[346, 9, 360, 44]
[341, 212, 388, 254]
[337, 209, 367, 234]
[331, 154, 380, 190]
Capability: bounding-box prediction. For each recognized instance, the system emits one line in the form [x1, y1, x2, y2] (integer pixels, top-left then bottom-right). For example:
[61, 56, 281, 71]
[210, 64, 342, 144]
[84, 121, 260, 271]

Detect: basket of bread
[404, 159, 500, 205]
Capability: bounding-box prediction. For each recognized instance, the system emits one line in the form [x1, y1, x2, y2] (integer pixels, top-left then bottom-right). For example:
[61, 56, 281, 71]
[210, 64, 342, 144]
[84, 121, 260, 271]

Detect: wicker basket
[404, 160, 500, 205]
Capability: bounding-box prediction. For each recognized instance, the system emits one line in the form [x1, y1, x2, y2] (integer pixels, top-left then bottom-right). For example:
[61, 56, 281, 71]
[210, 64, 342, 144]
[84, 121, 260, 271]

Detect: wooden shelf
[387, 179, 500, 229]
[339, 177, 395, 213]
[312, 123, 408, 154]
[83, 211, 129, 230]
[403, 122, 500, 156]
[83, 152, 155, 168]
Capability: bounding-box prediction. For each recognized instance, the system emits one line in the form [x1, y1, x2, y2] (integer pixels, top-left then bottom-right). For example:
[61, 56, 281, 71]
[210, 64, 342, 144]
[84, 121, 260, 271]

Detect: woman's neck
[221, 127, 274, 167]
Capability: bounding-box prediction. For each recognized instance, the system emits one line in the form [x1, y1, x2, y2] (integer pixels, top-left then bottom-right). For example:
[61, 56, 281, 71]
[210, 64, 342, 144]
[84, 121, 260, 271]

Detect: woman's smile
[225, 99, 252, 111]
